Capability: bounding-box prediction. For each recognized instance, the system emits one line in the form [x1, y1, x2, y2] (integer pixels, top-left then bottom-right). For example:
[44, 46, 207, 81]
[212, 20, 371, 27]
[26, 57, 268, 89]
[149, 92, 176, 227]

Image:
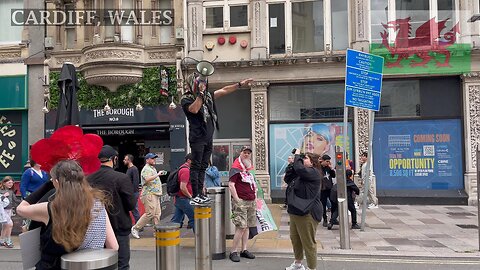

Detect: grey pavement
[1, 248, 480, 270]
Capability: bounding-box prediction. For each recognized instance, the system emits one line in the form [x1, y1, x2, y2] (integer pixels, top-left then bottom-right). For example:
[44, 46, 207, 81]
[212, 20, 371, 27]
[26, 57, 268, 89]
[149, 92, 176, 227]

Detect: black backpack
[166, 165, 189, 196]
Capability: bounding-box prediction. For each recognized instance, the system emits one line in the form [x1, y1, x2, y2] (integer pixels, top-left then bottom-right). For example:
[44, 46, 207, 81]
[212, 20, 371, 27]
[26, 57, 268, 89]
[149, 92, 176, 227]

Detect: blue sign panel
[345, 49, 384, 111]
[373, 119, 464, 190]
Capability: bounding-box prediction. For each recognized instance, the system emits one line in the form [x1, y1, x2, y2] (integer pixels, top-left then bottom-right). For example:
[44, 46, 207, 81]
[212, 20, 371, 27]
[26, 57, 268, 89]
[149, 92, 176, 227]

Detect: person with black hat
[87, 145, 136, 270]
[131, 153, 166, 239]
[181, 74, 253, 205]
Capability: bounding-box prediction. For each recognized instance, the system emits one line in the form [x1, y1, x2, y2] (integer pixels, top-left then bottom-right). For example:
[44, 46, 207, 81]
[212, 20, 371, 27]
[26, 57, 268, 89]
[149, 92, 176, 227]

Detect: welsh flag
[370, 16, 471, 75]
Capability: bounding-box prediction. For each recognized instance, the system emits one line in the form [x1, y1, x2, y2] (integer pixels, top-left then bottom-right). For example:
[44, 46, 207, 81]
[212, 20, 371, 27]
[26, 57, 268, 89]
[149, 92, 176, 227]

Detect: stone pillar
[250, 0, 267, 60]
[187, 0, 203, 60]
[350, 0, 370, 52]
[459, 0, 480, 47]
[250, 81, 271, 202]
[461, 72, 480, 206]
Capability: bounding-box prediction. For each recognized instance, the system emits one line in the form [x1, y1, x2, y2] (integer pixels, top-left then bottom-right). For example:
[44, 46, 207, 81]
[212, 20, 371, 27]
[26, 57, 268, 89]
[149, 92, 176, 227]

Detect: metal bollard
[221, 182, 235, 239]
[194, 203, 212, 270]
[207, 187, 226, 260]
[61, 249, 118, 270]
[155, 223, 181, 270]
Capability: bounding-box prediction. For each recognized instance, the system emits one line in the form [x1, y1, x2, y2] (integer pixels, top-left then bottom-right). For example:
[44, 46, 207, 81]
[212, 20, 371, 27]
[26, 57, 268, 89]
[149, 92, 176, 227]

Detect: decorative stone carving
[254, 2, 261, 44]
[86, 74, 142, 92]
[253, 93, 266, 171]
[0, 52, 21, 59]
[148, 51, 176, 60]
[191, 7, 198, 48]
[55, 56, 81, 65]
[356, 108, 370, 155]
[356, 0, 364, 39]
[85, 50, 141, 61]
[250, 81, 270, 200]
[468, 84, 480, 169]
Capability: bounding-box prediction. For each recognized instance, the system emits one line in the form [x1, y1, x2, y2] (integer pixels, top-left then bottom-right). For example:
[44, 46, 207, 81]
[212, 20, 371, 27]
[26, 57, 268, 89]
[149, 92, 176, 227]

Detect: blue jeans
[171, 197, 194, 230]
[131, 191, 140, 223]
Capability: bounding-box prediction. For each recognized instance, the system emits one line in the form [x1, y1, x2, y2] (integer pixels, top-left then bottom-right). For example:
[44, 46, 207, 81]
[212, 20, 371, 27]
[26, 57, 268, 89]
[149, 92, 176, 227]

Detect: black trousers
[189, 140, 213, 197]
[330, 199, 357, 225]
[117, 234, 130, 270]
[319, 189, 331, 221]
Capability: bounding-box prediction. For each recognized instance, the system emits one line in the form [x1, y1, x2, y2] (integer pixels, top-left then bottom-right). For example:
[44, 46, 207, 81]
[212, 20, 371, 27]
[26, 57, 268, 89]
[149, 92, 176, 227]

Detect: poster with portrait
[269, 122, 353, 190]
[373, 119, 463, 190]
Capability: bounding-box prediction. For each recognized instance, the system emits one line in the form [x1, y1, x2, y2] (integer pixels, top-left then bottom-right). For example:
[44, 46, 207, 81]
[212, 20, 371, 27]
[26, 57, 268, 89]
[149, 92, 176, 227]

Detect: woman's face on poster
[303, 131, 329, 155]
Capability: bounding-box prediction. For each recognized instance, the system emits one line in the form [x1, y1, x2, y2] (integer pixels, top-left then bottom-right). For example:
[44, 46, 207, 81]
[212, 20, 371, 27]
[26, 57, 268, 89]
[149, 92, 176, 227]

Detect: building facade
[3, 0, 480, 205]
[0, 0, 29, 181]
[184, 0, 480, 205]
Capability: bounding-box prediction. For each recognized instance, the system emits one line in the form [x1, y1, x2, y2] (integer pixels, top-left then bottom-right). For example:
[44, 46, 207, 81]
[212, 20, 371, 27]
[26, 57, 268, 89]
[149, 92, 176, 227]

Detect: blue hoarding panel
[373, 119, 464, 190]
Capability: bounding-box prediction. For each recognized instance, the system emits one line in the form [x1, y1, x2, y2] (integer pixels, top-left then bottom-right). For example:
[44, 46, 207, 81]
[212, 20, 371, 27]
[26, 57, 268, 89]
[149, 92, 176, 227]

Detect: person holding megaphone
[181, 65, 253, 206]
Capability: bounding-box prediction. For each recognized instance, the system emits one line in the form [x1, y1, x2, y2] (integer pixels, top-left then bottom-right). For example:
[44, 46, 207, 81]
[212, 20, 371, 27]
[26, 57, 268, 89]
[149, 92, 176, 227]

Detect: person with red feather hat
[228, 146, 257, 262]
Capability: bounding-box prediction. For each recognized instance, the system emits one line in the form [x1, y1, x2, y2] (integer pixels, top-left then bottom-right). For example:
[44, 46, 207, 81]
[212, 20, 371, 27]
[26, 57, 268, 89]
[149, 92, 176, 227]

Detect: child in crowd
[328, 169, 360, 230]
[0, 176, 21, 248]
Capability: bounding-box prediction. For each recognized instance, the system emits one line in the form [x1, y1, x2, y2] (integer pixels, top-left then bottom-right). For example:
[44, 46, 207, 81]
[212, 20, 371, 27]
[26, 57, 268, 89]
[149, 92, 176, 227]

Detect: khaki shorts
[232, 199, 256, 228]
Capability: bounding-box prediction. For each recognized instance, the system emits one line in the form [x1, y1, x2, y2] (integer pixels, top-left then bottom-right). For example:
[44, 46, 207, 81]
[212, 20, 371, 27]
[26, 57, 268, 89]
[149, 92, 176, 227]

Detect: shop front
[372, 77, 467, 204]
[0, 73, 28, 181]
[267, 77, 467, 204]
[45, 106, 187, 175]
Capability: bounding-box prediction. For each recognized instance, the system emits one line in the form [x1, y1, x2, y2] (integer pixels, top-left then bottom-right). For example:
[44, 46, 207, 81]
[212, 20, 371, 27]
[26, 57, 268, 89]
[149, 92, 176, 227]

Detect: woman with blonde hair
[17, 160, 118, 270]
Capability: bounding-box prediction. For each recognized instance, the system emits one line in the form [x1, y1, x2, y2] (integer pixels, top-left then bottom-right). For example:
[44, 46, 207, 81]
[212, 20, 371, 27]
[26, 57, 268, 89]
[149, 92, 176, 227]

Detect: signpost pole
[360, 110, 375, 231]
[344, 48, 383, 232]
[337, 106, 350, 249]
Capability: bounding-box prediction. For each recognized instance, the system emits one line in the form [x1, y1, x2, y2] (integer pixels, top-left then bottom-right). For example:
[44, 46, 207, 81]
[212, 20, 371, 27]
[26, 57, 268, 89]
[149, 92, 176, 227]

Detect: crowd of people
[1, 72, 382, 270]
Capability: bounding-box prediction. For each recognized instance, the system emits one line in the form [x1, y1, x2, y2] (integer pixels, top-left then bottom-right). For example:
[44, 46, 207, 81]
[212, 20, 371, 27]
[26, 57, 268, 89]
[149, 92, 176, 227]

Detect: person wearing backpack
[171, 154, 194, 230]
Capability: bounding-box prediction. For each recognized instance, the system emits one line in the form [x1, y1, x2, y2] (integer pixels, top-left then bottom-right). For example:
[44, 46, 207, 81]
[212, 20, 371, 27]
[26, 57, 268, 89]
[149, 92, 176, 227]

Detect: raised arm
[213, 78, 253, 100]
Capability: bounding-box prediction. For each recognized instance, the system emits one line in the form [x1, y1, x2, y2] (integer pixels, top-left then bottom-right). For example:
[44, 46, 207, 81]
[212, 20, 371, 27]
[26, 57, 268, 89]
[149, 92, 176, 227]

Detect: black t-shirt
[126, 165, 140, 192]
[181, 92, 216, 143]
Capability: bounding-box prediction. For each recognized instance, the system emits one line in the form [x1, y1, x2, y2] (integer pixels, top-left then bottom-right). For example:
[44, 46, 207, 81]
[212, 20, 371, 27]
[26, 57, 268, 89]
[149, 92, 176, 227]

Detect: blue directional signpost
[340, 49, 385, 237]
[345, 49, 384, 111]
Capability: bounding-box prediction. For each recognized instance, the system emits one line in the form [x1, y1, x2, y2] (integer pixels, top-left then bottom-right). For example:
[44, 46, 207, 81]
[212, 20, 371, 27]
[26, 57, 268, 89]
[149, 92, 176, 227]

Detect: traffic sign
[344, 49, 384, 111]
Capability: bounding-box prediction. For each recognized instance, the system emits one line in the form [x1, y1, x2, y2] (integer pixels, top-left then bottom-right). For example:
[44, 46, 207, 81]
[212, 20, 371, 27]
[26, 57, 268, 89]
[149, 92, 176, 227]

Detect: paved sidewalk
[5, 204, 480, 258]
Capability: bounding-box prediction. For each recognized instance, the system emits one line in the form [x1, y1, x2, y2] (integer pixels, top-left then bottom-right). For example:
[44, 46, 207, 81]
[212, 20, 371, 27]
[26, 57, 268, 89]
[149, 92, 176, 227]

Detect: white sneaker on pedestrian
[285, 262, 305, 270]
[368, 203, 378, 209]
[190, 195, 207, 205]
[354, 202, 359, 209]
[131, 227, 140, 239]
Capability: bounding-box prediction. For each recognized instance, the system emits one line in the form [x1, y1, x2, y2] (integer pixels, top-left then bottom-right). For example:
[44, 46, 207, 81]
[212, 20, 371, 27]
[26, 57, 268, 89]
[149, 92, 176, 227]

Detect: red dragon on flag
[379, 17, 460, 68]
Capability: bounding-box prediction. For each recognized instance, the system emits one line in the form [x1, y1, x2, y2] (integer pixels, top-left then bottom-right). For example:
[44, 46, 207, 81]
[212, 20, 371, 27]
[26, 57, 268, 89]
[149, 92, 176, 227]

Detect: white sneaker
[190, 196, 206, 205]
[131, 227, 140, 239]
[285, 262, 305, 270]
[368, 203, 378, 209]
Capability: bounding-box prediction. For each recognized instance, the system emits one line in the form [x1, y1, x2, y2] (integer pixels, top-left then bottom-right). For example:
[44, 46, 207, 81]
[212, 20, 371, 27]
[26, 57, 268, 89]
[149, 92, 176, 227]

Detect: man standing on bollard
[131, 153, 165, 239]
[88, 145, 136, 270]
[124, 154, 141, 223]
[172, 153, 195, 230]
[228, 146, 256, 262]
[181, 74, 253, 206]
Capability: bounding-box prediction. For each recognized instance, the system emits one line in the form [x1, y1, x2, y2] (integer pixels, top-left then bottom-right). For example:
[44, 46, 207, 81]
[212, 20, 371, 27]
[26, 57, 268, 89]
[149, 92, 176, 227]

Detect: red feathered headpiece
[31, 125, 103, 175]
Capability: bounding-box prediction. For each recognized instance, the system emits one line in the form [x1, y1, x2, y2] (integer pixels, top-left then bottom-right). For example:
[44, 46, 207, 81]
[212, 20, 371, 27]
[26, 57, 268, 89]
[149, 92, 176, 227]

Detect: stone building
[184, 0, 480, 205]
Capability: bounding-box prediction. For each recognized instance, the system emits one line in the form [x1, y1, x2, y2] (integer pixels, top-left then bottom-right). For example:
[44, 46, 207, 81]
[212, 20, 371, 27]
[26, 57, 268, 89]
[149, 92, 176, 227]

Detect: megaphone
[196, 61, 215, 80]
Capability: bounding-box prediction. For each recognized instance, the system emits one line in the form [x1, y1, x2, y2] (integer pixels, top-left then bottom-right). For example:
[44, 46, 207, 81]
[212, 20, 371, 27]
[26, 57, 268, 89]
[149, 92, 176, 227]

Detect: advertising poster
[373, 119, 463, 190]
[269, 123, 353, 190]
